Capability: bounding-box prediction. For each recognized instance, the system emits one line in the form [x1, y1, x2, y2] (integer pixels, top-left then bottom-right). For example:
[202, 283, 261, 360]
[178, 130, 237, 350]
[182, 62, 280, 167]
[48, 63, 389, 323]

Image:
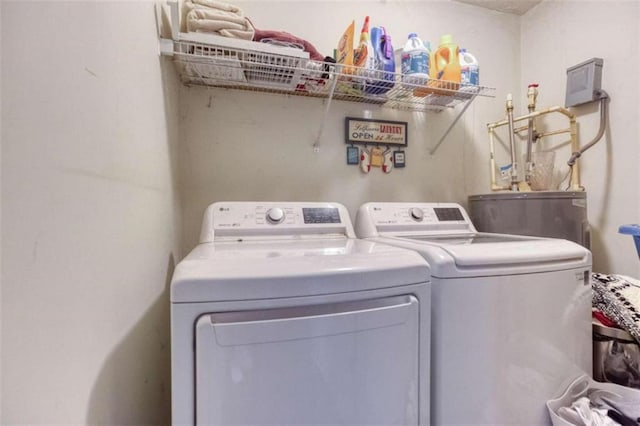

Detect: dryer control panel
[355, 202, 476, 238]
[200, 202, 356, 242]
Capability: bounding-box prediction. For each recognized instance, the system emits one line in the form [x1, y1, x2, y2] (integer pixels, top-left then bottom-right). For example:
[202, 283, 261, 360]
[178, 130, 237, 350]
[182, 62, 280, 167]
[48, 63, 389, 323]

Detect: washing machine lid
[171, 238, 429, 303]
[376, 233, 590, 277]
[401, 234, 530, 245]
[354, 201, 591, 277]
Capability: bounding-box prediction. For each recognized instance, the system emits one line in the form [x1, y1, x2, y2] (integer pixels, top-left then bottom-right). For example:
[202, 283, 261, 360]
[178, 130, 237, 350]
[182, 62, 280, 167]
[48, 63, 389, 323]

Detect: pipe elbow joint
[567, 152, 581, 166]
[595, 89, 610, 101]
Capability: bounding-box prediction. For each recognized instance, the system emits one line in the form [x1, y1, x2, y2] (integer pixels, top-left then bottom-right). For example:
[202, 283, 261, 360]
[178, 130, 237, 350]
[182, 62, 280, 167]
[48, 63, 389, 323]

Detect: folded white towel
[187, 8, 247, 27]
[183, 0, 254, 40]
[188, 0, 243, 14]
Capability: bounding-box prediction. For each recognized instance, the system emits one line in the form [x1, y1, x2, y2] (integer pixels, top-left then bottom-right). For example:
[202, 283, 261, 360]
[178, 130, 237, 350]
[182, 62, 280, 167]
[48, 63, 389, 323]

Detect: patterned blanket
[592, 273, 640, 344]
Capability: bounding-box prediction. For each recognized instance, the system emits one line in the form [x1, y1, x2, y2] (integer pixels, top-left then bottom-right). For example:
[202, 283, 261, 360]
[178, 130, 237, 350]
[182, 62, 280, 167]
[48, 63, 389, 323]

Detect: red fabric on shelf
[253, 28, 324, 61]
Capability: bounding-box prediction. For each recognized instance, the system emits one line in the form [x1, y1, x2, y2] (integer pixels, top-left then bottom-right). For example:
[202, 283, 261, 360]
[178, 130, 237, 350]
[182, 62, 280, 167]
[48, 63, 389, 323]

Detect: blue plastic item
[619, 224, 640, 257]
[365, 26, 395, 95]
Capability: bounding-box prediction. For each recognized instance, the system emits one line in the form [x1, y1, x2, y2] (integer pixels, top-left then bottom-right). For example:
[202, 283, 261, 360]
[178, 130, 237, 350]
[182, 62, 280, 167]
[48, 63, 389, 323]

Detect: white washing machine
[355, 202, 593, 425]
[171, 202, 431, 426]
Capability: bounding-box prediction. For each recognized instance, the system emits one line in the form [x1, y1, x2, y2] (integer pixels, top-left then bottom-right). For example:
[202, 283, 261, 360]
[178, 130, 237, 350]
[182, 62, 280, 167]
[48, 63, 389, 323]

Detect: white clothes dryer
[171, 202, 431, 426]
[355, 202, 592, 425]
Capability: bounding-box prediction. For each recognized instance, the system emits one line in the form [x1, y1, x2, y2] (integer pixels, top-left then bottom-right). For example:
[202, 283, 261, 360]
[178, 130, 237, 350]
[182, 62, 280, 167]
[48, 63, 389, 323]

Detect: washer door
[195, 295, 420, 426]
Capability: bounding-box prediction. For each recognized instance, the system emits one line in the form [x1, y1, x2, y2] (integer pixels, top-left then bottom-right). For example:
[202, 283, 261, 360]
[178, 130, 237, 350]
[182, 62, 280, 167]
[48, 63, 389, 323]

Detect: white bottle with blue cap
[401, 33, 430, 87]
[460, 48, 479, 86]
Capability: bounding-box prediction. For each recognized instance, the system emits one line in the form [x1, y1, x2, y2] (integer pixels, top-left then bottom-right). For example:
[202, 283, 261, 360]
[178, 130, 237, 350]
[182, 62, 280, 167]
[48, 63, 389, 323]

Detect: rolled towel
[183, 0, 254, 40]
[187, 0, 243, 14]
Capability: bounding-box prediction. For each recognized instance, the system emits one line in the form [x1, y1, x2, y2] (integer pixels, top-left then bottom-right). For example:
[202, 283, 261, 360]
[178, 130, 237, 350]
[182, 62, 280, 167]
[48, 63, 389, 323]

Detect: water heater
[468, 191, 590, 249]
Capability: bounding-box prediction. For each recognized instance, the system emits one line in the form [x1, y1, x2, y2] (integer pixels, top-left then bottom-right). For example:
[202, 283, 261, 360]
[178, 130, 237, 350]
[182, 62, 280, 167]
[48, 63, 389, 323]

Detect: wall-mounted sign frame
[393, 150, 406, 168]
[345, 117, 408, 146]
[346, 146, 360, 165]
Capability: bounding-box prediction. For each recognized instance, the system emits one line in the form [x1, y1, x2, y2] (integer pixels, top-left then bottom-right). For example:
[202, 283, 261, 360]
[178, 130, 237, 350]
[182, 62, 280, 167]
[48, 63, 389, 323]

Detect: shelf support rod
[313, 71, 340, 152]
[429, 93, 478, 155]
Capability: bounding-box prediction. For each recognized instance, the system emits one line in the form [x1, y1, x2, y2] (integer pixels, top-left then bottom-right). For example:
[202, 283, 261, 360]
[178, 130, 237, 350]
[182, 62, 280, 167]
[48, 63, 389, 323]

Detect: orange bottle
[353, 16, 372, 69]
[430, 34, 461, 90]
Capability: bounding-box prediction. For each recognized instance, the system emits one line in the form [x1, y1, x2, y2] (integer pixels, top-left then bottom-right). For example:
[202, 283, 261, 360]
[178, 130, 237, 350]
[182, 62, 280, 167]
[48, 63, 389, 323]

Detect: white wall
[521, 0, 640, 276]
[1, 1, 181, 424]
[178, 0, 521, 252]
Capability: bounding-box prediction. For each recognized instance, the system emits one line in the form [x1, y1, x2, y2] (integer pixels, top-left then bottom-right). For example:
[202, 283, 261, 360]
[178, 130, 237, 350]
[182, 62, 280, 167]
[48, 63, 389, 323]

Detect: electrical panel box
[565, 58, 603, 107]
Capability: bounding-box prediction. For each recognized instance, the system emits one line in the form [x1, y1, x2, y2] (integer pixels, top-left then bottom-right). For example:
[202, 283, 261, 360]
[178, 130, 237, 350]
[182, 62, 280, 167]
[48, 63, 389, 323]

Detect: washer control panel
[200, 202, 354, 241]
[370, 205, 466, 225]
[355, 202, 475, 238]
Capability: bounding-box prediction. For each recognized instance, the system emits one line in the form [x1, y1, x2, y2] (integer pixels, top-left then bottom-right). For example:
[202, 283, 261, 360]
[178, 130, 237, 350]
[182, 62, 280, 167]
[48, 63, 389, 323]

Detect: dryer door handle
[198, 295, 418, 346]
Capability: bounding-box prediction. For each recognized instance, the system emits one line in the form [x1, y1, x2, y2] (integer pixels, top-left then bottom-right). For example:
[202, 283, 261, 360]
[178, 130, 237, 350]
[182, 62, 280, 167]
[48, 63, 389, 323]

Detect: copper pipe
[487, 104, 581, 192]
[505, 94, 519, 191]
[524, 84, 538, 184]
[488, 105, 575, 129]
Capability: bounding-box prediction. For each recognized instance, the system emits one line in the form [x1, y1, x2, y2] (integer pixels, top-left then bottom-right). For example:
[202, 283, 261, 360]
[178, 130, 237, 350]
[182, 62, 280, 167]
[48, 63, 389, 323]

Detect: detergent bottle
[401, 33, 430, 88]
[430, 34, 461, 89]
[336, 20, 355, 75]
[365, 26, 395, 95]
[353, 16, 374, 74]
[459, 48, 479, 86]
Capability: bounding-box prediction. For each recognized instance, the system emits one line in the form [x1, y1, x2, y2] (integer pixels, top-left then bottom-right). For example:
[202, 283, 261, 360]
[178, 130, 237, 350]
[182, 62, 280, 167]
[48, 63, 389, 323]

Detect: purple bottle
[365, 26, 396, 95]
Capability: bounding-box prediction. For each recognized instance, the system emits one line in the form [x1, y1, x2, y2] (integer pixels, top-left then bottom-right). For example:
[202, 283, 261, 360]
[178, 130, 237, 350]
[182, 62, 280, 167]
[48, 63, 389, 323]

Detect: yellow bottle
[337, 21, 355, 75]
[430, 34, 461, 90]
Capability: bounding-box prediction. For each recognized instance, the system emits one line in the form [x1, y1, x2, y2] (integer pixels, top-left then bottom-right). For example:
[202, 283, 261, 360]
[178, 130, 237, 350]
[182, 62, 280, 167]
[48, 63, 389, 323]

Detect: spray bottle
[353, 16, 374, 73]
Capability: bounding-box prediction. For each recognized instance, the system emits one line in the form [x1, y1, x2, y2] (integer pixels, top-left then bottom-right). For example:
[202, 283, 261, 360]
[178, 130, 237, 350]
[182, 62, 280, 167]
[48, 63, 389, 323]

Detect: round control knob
[409, 208, 424, 221]
[266, 207, 285, 224]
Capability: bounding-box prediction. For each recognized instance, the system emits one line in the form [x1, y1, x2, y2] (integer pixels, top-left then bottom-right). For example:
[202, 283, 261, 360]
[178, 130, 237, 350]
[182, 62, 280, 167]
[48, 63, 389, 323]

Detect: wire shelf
[171, 38, 495, 112]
